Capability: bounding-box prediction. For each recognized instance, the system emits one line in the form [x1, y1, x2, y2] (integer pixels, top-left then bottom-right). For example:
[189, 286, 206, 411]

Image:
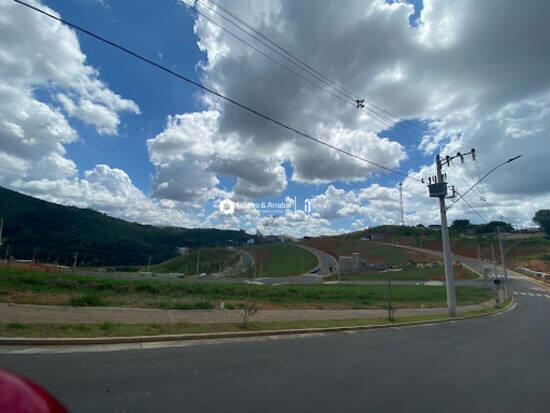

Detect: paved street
[1, 274, 549, 412]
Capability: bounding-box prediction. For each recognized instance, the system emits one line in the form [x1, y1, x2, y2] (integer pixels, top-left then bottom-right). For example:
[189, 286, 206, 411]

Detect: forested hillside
[0, 187, 252, 266]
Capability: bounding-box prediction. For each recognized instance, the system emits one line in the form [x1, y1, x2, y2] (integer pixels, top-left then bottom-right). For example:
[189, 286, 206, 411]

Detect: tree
[534, 210, 550, 236]
[451, 219, 471, 233]
[476, 221, 513, 234]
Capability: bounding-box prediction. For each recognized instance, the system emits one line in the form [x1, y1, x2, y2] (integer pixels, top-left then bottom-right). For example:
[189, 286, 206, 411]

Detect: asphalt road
[1, 274, 549, 412]
[296, 244, 338, 275]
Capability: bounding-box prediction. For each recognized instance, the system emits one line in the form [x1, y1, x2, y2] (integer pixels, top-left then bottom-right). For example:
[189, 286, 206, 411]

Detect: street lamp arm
[447, 154, 522, 211]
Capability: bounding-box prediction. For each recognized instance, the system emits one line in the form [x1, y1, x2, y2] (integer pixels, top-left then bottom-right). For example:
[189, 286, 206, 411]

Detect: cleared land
[0, 268, 492, 310]
[303, 238, 475, 280]
[338, 225, 550, 273]
[303, 238, 435, 266]
[242, 243, 317, 277]
[328, 266, 474, 281]
[149, 247, 239, 275]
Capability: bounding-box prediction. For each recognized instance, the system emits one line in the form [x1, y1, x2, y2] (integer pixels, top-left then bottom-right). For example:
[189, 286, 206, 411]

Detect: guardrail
[516, 267, 549, 281]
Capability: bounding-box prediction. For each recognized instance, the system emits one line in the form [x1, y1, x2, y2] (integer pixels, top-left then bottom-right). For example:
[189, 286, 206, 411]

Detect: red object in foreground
[0, 369, 68, 413]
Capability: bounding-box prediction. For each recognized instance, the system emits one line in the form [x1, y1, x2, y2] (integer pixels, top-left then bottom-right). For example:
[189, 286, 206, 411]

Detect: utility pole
[387, 267, 393, 321]
[491, 244, 497, 279]
[72, 251, 78, 269]
[428, 154, 458, 316]
[424, 149, 478, 316]
[497, 227, 509, 299]
[398, 183, 404, 226]
[4, 245, 10, 268]
[477, 237, 482, 273]
[0, 218, 3, 246]
[195, 249, 201, 275]
[147, 255, 152, 272]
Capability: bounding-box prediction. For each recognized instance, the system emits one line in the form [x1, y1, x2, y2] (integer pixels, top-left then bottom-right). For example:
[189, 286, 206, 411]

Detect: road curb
[0, 299, 515, 347]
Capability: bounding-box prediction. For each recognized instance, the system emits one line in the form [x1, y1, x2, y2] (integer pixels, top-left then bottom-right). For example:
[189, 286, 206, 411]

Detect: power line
[202, 0, 358, 100]
[447, 155, 522, 210]
[193, 1, 418, 140]
[203, 0, 428, 135]
[454, 189, 487, 223]
[13, 0, 420, 181]
[198, 0, 426, 142]
[192, 7, 352, 105]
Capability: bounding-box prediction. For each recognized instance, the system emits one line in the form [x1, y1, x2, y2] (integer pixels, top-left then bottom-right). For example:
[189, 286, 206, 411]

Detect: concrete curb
[0, 299, 515, 346]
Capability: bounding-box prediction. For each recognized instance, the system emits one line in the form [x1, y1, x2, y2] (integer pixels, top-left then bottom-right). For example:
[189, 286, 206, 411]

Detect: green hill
[0, 186, 254, 267]
[150, 248, 240, 275]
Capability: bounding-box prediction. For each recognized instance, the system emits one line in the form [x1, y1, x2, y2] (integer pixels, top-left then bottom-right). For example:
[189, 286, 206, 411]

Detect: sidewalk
[0, 300, 496, 325]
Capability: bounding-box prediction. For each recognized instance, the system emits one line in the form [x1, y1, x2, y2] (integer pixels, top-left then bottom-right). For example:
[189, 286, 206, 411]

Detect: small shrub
[99, 321, 114, 331]
[135, 284, 161, 295]
[69, 294, 105, 307]
[171, 301, 214, 310]
[7, 322, 26, 329]
[51, 279, 79, 289]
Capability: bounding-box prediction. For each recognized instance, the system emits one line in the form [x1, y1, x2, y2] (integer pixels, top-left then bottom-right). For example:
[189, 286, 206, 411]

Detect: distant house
[246, 238, 255, 245]
[428, 224, 441, 229]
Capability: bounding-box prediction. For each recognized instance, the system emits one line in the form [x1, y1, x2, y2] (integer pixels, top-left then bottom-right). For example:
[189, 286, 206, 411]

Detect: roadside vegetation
[0, 300, 510, 338]
[242, 243, 317, 277]
[0, 267, 493, 310]
[310, 222, 550, 274]
[327, 265, 475, 281]
[149, 248, 240, 275]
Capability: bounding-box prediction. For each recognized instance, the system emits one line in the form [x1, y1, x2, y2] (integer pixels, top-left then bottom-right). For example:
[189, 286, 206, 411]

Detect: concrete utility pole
[387, 268, 393, 321]
[147, 255, 152, 272]
[477, 237, 482, 273]
[4, 245, 10, 267]
[398, 183, 404, 226]
[425, 149, 477, 316]
[72, 251, 78, 269]
[195, 249, 201, 275]
[497, 227, 509, 299]
[491, 244, 497, 278]
[435, 155, 457, 316]
[0, 218, 3, 246]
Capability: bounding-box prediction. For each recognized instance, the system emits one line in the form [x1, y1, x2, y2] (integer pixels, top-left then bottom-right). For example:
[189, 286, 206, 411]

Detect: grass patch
[244, 243, 317, 277]
[150, 248, 239, 275]
[68, 294, 105, 307]
[328, 265, 476, 281]
[302, 238, 440, 267]
[6, 322, 25, 329]
[0, 301, 509, 338]
[158, 300, 214, 310]
[0, 267, 493, 309]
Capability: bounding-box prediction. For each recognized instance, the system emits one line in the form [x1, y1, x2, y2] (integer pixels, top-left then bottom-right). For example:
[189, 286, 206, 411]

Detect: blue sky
[36, 0, 430, 232]
[2, 0, 548, 235]
[44, 0, 206, 192]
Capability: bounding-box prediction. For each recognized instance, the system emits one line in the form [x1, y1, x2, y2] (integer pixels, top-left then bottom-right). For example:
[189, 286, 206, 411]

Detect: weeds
[69, 294, 105, 307]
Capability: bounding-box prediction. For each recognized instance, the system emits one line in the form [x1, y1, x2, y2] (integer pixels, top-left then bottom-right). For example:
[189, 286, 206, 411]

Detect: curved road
[1, 261, 549, 412]
[296, 244, 338, 276]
